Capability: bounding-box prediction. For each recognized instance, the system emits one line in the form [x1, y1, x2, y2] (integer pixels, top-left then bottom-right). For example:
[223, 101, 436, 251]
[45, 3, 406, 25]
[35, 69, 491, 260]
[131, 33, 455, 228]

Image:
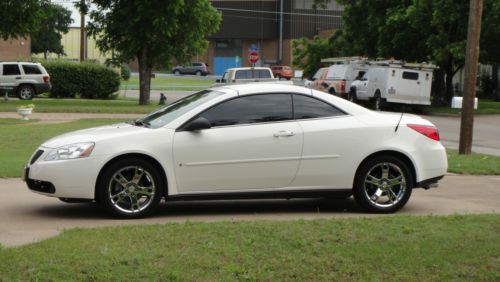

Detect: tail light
[340, 80, 346, 93]
[407, 124, 440, 141]
[43, 75, 50, 83]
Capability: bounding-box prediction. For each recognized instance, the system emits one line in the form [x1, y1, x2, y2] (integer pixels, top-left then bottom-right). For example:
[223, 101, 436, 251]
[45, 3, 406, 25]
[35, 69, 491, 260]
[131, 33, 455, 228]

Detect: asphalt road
[425, 115, 500, 156]
[0, 174, 498, 247]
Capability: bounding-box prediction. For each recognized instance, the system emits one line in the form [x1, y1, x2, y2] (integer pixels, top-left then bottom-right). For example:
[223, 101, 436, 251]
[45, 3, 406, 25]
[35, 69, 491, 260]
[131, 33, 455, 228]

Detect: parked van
[307, 67, 330, 91]
[350, 62, 435, 110]
[321, 57, 369, 99]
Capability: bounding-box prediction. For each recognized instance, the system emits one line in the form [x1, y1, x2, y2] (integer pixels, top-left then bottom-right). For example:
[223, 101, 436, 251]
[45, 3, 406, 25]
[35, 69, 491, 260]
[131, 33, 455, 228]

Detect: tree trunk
[432, 68, 446, 105]
[138, 50, 152, 105]
[445, 62, 455, 103]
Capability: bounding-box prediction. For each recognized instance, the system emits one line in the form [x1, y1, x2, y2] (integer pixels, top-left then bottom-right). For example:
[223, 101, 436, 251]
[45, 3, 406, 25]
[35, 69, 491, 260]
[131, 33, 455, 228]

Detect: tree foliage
[86, 0, 221, 105]
[31, 2, 73, 58]
[0, 0, 41, 40]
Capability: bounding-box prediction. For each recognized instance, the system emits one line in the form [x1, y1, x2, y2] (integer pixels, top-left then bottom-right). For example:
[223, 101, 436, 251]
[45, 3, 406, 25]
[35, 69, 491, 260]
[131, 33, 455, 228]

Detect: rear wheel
[195, 70, 202, 76]
[353, 156, 413, 213]
[17, 85, 35, 100]
[276, 74, 281, 80]
[372, 92, 382, 110]
[173, 70, 181, 75]
[328, 88, 336, 96]
[97, 158, 163, 218]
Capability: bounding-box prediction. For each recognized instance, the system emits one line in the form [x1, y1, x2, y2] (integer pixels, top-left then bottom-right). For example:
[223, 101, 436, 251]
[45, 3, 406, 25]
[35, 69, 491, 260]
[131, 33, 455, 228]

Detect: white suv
[0, 62, 51, 100]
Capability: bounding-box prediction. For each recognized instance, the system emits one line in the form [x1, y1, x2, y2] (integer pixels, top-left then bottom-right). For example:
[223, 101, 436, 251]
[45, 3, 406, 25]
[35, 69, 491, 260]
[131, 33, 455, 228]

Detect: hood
[42, 123, 149, 148]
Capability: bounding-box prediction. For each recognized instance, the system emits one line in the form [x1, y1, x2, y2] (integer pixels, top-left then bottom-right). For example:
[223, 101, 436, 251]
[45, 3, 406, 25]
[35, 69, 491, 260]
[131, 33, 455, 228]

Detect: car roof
[214, 83, 312, 96]
[0, 61, 40, 64]
[226, 67, 271, 71]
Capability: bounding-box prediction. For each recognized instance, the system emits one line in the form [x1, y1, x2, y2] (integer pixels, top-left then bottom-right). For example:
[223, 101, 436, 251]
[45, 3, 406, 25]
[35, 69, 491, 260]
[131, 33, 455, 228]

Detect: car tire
[353, 156, 413, 213]
[195, 70, 202, 76]
[97, 158, 164, 218]
[328, 88, 336, 96]
[276, 74, 281, 80]
[372, 92, 382, 110]
[17, 85, 35, 100]
[286, 77, 291, 81]
[348, 89, 357, 102]
[174, 70, 181, 76]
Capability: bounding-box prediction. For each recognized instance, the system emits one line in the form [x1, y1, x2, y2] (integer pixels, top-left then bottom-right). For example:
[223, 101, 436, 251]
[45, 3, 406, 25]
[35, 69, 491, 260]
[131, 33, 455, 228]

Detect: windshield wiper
[131, 119, 151, 128]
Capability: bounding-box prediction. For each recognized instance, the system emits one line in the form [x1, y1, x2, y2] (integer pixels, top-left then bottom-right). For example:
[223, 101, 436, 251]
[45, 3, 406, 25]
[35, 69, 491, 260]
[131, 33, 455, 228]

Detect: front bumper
[24, 148, 106, 199]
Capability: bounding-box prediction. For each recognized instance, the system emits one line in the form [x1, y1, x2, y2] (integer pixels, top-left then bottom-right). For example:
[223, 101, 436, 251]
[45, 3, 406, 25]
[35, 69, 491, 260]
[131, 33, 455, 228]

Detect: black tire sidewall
[353, 156, 413, 213]
[97, 158, 163, 218]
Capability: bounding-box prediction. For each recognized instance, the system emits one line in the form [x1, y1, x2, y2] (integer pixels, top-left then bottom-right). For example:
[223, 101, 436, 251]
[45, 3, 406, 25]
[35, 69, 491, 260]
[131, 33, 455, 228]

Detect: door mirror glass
[185, 117, 211, 131]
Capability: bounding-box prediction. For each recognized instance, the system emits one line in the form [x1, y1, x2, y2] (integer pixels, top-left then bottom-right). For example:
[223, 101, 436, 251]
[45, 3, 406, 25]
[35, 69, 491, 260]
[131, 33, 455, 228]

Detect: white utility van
[321, 57, 369, 99]
[350, 62, 435, 110]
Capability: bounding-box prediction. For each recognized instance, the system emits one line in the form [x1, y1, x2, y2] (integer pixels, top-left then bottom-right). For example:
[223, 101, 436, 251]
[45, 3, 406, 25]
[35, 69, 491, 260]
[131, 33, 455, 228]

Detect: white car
[24, 84, 447, 218]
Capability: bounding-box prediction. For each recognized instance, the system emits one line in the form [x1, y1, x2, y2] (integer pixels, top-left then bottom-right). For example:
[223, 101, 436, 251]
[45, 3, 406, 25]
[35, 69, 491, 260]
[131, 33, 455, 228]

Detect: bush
[43, 61, 120, 99]
[120, 64, 131, 81]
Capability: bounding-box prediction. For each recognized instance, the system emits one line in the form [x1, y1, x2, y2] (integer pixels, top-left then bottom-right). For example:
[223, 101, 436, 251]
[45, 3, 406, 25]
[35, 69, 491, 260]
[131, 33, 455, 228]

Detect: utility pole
[79, 0, 86, 62]
[459, 0, 483, 155]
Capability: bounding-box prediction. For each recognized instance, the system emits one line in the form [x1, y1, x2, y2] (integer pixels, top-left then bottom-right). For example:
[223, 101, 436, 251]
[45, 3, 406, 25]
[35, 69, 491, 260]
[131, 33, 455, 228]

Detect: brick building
[196, 0, 344, 75]
[0, 37, 31, 61]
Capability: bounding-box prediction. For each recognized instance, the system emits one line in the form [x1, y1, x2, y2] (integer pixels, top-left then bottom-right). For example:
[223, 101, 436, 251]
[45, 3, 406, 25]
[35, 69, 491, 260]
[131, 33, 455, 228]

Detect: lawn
[0, 119, 126, 178]
[1, 119, 499, 178]
[121, 75, 213, 91]
[0, 214, 498, 280]
[427, 99, 500, 115]
[0, 98, 159, 114]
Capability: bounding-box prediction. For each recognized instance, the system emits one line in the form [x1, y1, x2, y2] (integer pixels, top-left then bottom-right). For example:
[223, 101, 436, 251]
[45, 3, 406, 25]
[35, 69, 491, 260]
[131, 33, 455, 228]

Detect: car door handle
[273, 130, 295, 138]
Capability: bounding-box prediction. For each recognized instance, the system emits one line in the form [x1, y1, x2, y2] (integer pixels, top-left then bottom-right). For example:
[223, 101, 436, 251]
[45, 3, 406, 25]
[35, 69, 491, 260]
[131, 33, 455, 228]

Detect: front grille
[30, 150, 44, 165]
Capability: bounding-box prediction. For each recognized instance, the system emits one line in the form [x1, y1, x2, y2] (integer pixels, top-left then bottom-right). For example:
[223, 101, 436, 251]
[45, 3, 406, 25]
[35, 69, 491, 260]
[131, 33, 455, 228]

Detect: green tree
[0, 0, 41, 40]
[31, 2, 73, 59]
[86, 0, 221, 105]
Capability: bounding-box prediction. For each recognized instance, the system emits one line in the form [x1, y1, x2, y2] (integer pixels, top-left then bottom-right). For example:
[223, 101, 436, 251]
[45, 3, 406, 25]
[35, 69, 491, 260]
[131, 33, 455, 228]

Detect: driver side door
[172, 94, 303, 194]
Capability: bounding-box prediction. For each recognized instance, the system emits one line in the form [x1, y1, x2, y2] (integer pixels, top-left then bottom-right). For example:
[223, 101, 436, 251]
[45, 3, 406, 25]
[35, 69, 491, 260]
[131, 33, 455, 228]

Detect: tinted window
[293, 95, 345, 119]
[402, 71, 419, 80]
[192, 63, 202, 66]
[234, 69, 272, 79]
[199, 94, 292, 127]
[2, 64, 20, 75]
[22, 64, 42, 75]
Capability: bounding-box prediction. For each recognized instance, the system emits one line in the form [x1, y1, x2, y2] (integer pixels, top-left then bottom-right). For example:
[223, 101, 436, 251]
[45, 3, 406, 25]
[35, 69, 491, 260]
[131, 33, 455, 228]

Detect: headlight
[44, 142, 95, 161]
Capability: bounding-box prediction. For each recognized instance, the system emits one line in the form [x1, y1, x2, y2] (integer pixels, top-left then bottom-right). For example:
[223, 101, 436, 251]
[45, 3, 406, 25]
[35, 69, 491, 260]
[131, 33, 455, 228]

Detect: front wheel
[353, 156, 413, 213]
[348, 90, 357, 102]
[173, 70, 181, 76]
[17, 85, 35, 100]
[97, 158, 163, 218]
[372, 93, 382, 110]
[195, 70, 202, 76]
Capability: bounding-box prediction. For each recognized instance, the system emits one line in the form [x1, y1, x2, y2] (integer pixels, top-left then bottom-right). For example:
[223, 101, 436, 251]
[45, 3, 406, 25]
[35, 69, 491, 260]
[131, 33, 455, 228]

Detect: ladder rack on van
[320, 57, 369, 64]
[369, 60, 437, 70]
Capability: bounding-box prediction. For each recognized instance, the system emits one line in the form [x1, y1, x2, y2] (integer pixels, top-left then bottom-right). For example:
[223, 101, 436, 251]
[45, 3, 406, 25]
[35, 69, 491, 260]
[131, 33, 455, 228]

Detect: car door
[1, 64, 22, 88]
[290, 94, 365, 189]
[173, 93, 303, 193]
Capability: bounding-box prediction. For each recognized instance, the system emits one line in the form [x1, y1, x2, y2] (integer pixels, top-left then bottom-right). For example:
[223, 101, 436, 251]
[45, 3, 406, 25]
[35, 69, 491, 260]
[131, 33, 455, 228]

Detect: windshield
[136, 90, 223, 128]
[312, 68, 325, 80]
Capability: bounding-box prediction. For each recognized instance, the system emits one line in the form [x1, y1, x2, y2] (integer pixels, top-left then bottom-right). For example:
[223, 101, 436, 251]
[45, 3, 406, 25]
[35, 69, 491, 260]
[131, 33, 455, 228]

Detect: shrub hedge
[43, 61, 120, 99]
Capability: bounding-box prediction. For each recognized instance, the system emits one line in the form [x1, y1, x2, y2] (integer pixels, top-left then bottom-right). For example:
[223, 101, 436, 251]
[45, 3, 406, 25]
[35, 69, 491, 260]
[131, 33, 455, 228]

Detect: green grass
[0, 215, 499, 280]
[121, 75, 213, 90]
[0, 119, 126, 178]
[447, 149, 500, 175]
[0, 98, 160, 113]
[428, 99, 500, 115]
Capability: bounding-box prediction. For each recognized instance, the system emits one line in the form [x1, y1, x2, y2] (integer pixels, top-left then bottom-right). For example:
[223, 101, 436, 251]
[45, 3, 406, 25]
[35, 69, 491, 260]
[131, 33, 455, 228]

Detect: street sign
[249, 51, 259, 64]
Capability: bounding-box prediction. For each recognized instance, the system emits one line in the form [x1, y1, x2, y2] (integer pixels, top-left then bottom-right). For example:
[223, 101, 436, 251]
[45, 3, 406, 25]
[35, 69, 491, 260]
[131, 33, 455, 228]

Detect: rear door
[173, 94, 303, 193]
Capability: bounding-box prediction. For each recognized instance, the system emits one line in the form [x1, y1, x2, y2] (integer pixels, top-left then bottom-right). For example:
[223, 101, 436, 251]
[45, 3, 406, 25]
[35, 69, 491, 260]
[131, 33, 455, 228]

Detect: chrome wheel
[108, 166, 156, 214]
[363, 162, 406, 208]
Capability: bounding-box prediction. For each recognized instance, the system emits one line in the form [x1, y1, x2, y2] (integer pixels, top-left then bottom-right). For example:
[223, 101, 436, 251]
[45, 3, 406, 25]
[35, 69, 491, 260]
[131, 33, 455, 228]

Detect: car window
[199, 94, 292, 127]
[293, 95, 345, 119]
[22, 64, 42, 75]
[192, 63, 202, 66]
[2, 64, 21, 75]
[234, 69, 272, 79]
[312, 69, 325, 80]
[138, 90, 224, 128]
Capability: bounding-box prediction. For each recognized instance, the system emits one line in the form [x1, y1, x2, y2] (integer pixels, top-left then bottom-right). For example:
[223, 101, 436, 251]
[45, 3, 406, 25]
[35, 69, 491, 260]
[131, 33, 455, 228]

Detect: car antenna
[395, 112, 404, 132]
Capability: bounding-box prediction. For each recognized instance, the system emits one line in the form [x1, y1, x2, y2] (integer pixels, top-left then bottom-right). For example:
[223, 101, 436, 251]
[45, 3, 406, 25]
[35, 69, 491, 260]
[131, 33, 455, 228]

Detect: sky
[51, 0, 91, 27]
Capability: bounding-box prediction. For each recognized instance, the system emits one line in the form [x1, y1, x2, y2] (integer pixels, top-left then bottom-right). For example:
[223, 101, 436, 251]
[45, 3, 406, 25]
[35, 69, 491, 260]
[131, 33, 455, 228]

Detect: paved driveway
[0, 174, 498, 247]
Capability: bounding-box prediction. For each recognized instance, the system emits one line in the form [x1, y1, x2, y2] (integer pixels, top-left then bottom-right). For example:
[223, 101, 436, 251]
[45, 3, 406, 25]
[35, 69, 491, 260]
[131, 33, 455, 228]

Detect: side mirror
[185, 117, 211, 131]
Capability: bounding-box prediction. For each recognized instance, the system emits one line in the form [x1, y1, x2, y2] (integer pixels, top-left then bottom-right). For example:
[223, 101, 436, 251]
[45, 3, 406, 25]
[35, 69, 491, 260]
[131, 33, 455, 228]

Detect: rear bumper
[33, 83, 51, 94]
[416, 175, 444, 188]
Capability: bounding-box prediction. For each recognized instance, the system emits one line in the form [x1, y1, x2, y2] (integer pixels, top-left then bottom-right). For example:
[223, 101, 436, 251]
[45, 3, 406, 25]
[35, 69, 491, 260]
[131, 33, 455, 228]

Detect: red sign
[249, 51, 259, 64]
